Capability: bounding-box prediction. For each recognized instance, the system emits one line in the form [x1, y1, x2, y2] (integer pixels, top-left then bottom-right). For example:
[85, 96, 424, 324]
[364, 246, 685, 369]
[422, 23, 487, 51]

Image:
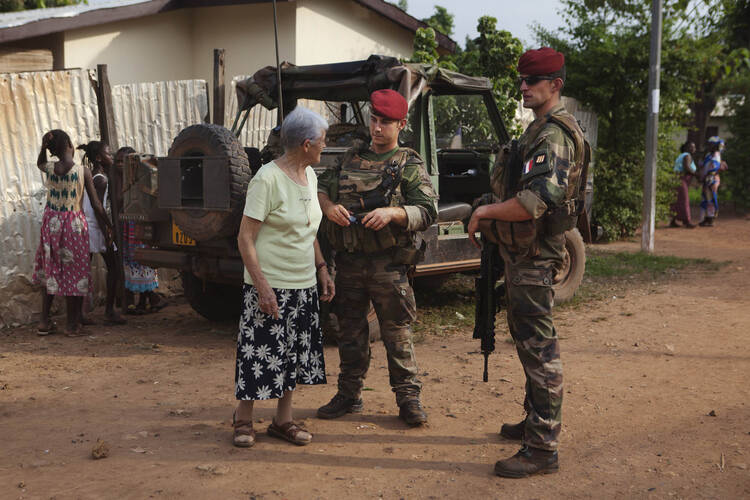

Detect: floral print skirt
[32, 207, 91, 296]
[235, 284, 326, 401]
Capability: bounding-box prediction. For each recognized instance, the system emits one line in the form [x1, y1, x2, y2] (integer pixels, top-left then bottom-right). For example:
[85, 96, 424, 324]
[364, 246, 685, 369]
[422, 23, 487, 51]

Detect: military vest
[323, 145, 415, 254]
[486, 107, 589, 257]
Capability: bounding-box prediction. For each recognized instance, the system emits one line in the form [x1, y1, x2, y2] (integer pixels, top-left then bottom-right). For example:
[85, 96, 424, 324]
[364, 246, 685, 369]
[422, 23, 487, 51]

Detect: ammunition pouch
[323, 217, 408, 254]
[542, 200, 578, 236]
[478, 219, 539, 257]
[392, 239, 426, 266]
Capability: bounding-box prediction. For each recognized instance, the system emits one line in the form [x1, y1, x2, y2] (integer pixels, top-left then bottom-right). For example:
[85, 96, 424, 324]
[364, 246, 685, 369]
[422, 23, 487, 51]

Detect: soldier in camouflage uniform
[468, 47, 587, 477]
[316, 89, 437, 426]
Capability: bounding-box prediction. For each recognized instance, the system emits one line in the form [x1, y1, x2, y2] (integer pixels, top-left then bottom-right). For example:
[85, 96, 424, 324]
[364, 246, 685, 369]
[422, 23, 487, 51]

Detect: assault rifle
[473, 237, 503, 382]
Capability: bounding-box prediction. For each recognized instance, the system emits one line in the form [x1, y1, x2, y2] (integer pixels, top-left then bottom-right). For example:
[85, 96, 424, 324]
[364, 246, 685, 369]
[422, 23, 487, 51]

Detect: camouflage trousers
[333, 251, 421, 406]
[505, 264, 563, 451]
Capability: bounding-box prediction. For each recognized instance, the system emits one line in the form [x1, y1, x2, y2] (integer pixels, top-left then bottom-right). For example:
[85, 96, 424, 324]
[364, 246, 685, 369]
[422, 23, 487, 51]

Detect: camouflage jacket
[490, 103, 584, 271]
[318, 143, 437, 253]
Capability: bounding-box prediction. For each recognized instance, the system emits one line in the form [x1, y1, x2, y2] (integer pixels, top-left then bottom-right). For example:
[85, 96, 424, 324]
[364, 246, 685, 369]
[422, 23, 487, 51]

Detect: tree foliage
[409, 8, 523, 140]
[536, 0, 745, 240]
[0, 0, 83, 12]
[421, 5, 454, 37]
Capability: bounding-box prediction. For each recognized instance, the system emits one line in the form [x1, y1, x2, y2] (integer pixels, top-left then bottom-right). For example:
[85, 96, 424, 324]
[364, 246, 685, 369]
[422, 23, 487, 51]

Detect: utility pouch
[392, 240, 427, 266]
[495, 219, 539, 257]
[543, 203, 578, 236]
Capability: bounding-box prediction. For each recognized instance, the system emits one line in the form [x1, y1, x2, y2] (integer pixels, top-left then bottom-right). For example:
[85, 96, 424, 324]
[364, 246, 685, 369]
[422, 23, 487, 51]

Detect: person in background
[699, 137, 726, 227]
[669, 141, 697, 228]
[33, 130, 112, 336]
[78, 141, 126, 324]
[115, 147, 165, 314]
[232, 106, 334, 448]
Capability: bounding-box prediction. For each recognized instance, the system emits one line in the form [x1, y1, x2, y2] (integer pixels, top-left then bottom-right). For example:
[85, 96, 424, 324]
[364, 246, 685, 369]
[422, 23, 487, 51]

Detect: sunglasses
[517, 75, 557, 87]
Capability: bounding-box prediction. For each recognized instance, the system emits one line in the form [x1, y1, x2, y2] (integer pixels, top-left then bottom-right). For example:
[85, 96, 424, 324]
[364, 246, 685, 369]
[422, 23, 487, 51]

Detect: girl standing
[33, 130, 112, 335]
[78, 141, 126, 324]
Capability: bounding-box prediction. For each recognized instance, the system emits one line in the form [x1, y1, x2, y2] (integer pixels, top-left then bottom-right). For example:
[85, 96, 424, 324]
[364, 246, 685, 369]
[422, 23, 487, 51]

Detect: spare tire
[552, 228, 586, 303]
[168, 124, 251, 241]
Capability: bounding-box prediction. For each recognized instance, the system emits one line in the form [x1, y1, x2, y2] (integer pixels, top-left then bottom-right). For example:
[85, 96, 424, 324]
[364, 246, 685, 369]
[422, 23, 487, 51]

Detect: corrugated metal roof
[0, 0, 151, 29]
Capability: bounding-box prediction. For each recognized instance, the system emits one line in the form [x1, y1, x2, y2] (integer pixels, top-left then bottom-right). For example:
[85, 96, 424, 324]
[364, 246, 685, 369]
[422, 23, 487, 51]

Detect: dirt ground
[2, 216, 749, 500]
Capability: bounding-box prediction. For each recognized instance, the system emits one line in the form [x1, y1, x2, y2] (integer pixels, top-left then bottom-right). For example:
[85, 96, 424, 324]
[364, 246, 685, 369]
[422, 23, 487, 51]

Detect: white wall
[63, 9, 193, 85]
[189, 3, 296, 87]
[295, 0, 414, 64]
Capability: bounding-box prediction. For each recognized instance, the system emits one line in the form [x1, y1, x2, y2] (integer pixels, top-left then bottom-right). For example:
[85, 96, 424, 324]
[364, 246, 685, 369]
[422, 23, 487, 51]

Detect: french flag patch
[523, 159, 533, 174]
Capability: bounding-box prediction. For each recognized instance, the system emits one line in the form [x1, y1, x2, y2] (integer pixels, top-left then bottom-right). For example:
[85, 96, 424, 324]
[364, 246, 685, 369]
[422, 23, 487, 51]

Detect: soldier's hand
[361, 207, 393, 230]
[467, 209, 483, 249]
[325, 204, 351, 227]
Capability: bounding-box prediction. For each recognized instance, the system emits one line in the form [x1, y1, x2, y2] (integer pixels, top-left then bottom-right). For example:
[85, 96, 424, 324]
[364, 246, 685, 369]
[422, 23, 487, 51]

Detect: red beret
[517, 47, 565, 76]
[370, 89, 408, 120]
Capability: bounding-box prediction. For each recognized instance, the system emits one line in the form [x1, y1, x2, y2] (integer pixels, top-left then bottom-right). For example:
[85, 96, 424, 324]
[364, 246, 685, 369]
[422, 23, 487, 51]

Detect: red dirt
[1, 216, 749, 499]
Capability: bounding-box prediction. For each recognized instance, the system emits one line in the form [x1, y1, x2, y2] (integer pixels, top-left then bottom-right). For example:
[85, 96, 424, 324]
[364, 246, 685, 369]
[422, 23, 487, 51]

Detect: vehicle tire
[181, 271, 242, 322]
[552, 228, 586, 304]
[168, 124, 251, 241]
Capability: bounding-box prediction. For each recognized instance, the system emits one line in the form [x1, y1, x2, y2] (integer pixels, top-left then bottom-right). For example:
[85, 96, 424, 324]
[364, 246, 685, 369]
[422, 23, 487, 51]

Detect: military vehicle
[122, 55, 593, 323]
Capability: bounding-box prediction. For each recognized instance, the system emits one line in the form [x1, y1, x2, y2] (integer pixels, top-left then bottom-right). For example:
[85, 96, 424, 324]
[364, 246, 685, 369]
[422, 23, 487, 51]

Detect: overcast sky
[402, 0, 566, 48]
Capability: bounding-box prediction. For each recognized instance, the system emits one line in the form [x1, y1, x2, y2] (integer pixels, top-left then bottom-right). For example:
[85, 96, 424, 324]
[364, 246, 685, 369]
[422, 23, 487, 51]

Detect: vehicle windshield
[433, 94, 498, 150]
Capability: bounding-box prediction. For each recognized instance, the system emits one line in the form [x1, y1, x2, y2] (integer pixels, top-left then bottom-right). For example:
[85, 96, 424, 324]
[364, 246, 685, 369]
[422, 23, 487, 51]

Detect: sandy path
[1, 216, 749, 499]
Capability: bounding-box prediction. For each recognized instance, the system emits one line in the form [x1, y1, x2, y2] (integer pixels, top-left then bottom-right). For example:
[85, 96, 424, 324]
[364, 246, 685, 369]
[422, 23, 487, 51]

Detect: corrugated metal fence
[0, 69, 209, 327]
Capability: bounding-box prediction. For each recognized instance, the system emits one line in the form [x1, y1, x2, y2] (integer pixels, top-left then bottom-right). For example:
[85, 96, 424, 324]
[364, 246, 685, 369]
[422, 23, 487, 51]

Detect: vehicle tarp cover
[235, 54, 492, 113]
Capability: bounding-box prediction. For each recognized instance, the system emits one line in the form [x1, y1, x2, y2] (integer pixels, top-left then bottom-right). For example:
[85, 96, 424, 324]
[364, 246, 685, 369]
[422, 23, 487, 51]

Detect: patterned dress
[123, 220, 158, 293]
[32, 162, 91, 296]
[235, 284, 326, 400]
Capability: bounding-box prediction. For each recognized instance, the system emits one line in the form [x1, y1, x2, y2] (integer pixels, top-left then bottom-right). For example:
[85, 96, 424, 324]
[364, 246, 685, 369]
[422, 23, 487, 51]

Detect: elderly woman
[233, 106, 334, 448]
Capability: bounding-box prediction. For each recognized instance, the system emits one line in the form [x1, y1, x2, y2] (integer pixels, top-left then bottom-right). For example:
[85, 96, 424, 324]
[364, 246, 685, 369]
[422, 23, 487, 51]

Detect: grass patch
[412, 274, 476, 341]
[413, 250, 726, 334]
[585, 251, 717, 278]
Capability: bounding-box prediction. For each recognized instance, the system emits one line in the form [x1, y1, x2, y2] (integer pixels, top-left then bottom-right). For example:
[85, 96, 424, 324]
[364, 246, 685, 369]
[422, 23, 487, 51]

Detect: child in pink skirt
[32, 130, 112, 335]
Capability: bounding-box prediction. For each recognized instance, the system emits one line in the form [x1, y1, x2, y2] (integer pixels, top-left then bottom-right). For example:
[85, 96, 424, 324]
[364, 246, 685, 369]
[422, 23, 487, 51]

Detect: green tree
[536, 0, 731, 240]
[422, 5, 454, 37]
[397, 0, 408, 11]
[409, 13, 524, 144]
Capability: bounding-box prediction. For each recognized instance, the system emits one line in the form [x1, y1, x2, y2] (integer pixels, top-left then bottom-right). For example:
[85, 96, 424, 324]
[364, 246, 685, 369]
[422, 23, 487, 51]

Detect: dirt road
[2, 217, 749, 499]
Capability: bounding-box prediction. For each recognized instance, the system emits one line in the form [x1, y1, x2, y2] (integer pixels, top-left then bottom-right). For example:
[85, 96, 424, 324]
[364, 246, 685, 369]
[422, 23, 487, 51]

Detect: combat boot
[494, 446, 559, 478]
[398, 398, 428, 426]
[316, 393, 363, 419]
[499, 420, 525, 440]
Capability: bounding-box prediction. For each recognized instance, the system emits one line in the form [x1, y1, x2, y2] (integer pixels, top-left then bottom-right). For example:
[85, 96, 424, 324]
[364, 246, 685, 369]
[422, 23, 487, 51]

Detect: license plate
[172, 222, 196, 246]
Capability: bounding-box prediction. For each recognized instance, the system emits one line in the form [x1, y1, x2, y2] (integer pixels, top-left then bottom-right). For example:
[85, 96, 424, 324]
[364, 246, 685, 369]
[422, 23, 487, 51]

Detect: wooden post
[95, 64, 126, 308]
[213, 48, 226, 126]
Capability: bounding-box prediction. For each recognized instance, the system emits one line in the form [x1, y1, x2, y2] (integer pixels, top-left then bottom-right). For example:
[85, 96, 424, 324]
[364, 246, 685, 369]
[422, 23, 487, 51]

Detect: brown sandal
[232, 411, 256, 448]
[267, 420, 312, 446]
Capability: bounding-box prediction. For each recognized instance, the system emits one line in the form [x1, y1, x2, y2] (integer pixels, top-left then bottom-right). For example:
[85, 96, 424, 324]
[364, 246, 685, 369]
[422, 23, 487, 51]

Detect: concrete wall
[296, 0, 414, 64]
[188, 3, 296, 86]
[60, 0, 411, 85]
[63, 9, 194, 85]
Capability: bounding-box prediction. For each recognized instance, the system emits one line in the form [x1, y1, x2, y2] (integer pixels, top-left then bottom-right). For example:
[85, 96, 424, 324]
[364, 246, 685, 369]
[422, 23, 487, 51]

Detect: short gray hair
[280, 106, 329, 151]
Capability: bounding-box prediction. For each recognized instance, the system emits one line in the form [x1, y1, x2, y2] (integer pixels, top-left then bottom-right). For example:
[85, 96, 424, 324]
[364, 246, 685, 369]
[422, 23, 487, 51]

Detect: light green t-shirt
[242, 162, 322, 289]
